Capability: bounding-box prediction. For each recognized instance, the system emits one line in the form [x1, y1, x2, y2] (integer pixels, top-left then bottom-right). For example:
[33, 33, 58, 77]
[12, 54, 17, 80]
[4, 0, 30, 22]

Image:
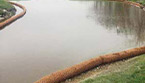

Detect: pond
[0, 0, 145, 83]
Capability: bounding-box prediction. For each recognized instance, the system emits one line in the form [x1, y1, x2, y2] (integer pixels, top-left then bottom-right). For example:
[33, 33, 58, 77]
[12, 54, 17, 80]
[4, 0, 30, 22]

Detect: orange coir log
[35, 57, 103, 83]
[101, 47, 145, 63]
[0, 2, 26, 28]
[109, 0, 144, 8]
[35, 46, 145, 83]
[124, 1, 144, 8]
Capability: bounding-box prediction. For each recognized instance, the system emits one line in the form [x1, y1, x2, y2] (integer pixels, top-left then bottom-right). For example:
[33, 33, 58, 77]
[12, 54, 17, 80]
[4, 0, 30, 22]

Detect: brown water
[0, 0, 145, 83]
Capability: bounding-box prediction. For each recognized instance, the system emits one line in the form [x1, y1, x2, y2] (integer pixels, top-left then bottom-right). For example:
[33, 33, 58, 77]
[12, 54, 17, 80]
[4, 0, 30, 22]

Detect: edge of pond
[34, 1, 145, 83]
[67, 54, 145, 83]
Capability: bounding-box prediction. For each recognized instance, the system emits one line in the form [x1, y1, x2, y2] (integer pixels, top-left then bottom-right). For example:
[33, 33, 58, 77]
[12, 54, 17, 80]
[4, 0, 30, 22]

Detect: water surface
[0, 0, 145, 83]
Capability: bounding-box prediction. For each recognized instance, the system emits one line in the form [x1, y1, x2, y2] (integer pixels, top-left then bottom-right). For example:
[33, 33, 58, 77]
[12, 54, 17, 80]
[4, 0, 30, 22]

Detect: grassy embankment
[0, 0, 16, 20]
[81, 54, 145, 83]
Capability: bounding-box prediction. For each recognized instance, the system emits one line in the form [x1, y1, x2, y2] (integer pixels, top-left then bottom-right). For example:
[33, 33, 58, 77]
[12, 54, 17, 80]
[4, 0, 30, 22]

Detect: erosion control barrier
[0, 2, 26, 28]
[124, 1, 144, 9]
[35, 46, 145, 83]
[110, 0, 144, 9]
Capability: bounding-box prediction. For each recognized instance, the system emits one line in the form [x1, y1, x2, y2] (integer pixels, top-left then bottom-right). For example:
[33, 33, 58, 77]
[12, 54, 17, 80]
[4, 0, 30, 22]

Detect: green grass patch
[82, 55, 145, 83]
[0, 0, 14, 10]
[0, 0, 16, 20]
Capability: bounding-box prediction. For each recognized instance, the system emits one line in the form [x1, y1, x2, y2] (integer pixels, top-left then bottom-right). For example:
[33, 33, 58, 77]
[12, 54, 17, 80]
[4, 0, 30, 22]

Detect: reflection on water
[92, 1, 145, 44]
[0, 0, 145, 83]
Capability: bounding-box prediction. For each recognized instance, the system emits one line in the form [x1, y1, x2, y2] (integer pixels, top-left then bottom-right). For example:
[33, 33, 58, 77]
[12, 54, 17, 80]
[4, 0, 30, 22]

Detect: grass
[0, 0, 15, 20]
[82, 54, 145, 83]
[0, 0, 14, 10]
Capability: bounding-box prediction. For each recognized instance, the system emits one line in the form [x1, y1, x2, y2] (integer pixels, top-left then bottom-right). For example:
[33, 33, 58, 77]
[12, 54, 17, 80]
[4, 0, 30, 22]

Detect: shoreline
[35, 47, 145, 83]
[65, 54, 145, 83]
